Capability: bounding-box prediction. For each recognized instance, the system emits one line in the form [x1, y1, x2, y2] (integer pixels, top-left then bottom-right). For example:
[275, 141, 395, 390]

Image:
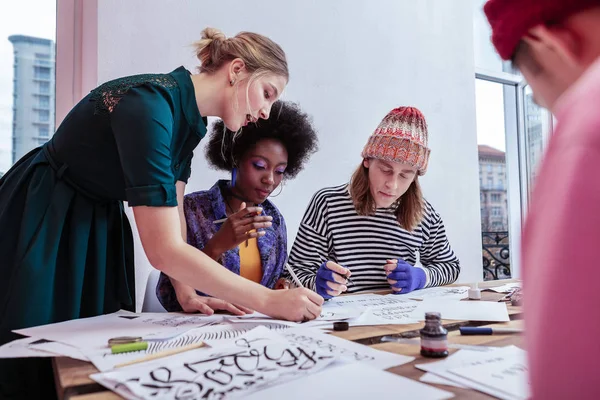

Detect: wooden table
[53, 279, 522, 399]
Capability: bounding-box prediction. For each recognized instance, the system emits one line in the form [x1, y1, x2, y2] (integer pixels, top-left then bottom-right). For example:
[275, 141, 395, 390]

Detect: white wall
[96, 0, 482, 310]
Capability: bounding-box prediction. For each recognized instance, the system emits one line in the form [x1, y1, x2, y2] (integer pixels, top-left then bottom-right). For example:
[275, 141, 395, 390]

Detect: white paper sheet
[83, 322, 290, 371]
[484, 282, 521, 293]
[410, 299, 510, 322]
[227, 304, 365, 326]
[29, 340, 89, 361]
[0, 337, 56, 358]
[349, 298, 421, 326]
[325, 293, 411, 309]
[420, 372, 467, 388]
[448, 354, 529, 400]
[14, 310, 223, 350]
[279, 328, 413, 370]
[416, 346, 526, 398]
[243, 363, 455, 400]
[91, 327, 337, 400]
[406, 287, 470, 301]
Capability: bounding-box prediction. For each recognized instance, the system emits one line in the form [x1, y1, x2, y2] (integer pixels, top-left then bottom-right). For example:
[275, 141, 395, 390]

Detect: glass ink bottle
[420, 312, 449, 358]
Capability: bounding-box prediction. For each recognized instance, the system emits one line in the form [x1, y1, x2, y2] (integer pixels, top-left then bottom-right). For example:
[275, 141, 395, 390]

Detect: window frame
[475, 68, 555, 279]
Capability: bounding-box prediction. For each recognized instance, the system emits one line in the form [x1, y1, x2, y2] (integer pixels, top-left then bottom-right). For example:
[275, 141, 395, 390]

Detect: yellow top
[238, 233, 263, 283]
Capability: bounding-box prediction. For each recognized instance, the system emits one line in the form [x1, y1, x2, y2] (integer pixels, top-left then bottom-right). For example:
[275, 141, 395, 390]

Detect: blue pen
[459, 327, 523, 335]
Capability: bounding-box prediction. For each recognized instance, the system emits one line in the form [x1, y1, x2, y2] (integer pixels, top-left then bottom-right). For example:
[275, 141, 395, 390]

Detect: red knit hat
[361, 107, 431, 175]
[484, 0, 600, 60]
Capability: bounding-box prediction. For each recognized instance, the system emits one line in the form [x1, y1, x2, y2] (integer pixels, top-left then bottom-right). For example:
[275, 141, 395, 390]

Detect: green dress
[0, 66, 207, 398]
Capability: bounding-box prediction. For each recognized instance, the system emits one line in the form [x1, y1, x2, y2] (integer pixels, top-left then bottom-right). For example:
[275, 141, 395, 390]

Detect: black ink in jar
[420, 312, 448, 358]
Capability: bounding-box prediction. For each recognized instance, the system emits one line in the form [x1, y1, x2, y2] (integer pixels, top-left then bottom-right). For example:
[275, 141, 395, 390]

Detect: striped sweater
[286, 184, 460, 293]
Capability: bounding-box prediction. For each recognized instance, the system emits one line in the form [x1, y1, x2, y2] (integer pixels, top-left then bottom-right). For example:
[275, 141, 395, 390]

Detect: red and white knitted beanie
[361, 106, 431, 175]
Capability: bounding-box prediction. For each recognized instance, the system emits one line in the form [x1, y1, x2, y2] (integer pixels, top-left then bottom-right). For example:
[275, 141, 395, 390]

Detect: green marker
[111, 341, 148, 354]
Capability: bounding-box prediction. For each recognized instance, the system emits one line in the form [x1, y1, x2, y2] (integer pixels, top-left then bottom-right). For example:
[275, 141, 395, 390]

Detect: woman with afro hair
[156, 101, 318, 313]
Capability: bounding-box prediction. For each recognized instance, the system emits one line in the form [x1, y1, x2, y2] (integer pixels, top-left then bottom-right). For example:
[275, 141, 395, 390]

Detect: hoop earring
[270, 182, 284, 198]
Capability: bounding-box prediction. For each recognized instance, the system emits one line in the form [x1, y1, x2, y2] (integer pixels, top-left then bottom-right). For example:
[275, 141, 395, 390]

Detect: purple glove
[387, 259, 426, 294]
[316, 261, 346, 299]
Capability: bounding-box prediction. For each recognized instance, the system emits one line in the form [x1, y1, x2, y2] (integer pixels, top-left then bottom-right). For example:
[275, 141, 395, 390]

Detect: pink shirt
[523, 56, 600, 399]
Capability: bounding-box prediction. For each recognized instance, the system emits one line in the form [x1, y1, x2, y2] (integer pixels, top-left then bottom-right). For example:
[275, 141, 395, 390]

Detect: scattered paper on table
[420, 372, 467, 388]
[91, 327, 336, 400]
[281, 328, 414, 370]
[349, 298, 421, 326]
[416, 346, 526, 399]
[405, 287, 469, 301]
[84, 322, 289, 372]
[411, 299, 510, 322]
[14, 310, 222, 350]
[484, 282, 521, 293]
[448, 353, 529, 400]
[0, 337, 56, 358]
[243, 363, 454, 400]
[29, 340, 89, 361]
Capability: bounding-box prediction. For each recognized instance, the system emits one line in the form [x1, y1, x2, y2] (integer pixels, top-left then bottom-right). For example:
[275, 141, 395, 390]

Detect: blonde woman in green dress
[0, 28, 323, 399]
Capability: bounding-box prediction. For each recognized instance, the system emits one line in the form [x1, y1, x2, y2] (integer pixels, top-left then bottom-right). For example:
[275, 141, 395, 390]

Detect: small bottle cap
[424, 312, 442, 320]
[468, 283, 481, 300]
[333, 321, 349, 331]
[108, 336, 143, 346]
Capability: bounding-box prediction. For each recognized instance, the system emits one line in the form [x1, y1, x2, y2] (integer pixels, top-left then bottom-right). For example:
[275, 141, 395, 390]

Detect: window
[38, 96, 49, 108]
[34, 66, 51, 79]
[4, 12, 56, 170]
[39, 81, 50, 94]
[524, 85, 553, 200]
[476, 77, 516, 280]
[38, 126, 49, 138]
[39, 110, 49, 122]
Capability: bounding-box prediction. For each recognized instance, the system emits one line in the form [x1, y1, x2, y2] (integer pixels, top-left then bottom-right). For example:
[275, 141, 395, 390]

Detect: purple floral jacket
[156, 180, 288, 311]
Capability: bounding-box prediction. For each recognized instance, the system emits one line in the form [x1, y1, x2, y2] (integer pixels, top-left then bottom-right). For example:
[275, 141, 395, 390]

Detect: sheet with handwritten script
[83, 322, 290, 372]
[91, 326, 337, 400]
[416, 346, 528, 399]
[405, 286, 470, 301]
[281, 328, 414, 370]
[337, 294, 422, 326]
[14, 310, 223, 350]
[447, 353, 529, 400]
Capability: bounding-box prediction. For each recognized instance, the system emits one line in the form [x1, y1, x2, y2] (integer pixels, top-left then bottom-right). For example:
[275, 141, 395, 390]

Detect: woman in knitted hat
[156, 101, 318, 313]
[285, 107, 460, 298]
[484, 1, 600, 398]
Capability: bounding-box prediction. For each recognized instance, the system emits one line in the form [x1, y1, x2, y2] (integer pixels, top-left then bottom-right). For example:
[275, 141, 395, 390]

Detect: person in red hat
[484, 1, 600, 398]
[283, 106, 460, 298]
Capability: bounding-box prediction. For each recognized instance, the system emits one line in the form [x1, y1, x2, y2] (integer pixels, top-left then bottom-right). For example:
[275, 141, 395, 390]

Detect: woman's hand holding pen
[316, 261, 351, 299]
[206, 202, 272, 255]
[266, 287, 324, 321]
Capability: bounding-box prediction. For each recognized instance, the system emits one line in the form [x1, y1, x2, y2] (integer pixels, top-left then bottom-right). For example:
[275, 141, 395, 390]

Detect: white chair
[142, 269, 167, 312]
